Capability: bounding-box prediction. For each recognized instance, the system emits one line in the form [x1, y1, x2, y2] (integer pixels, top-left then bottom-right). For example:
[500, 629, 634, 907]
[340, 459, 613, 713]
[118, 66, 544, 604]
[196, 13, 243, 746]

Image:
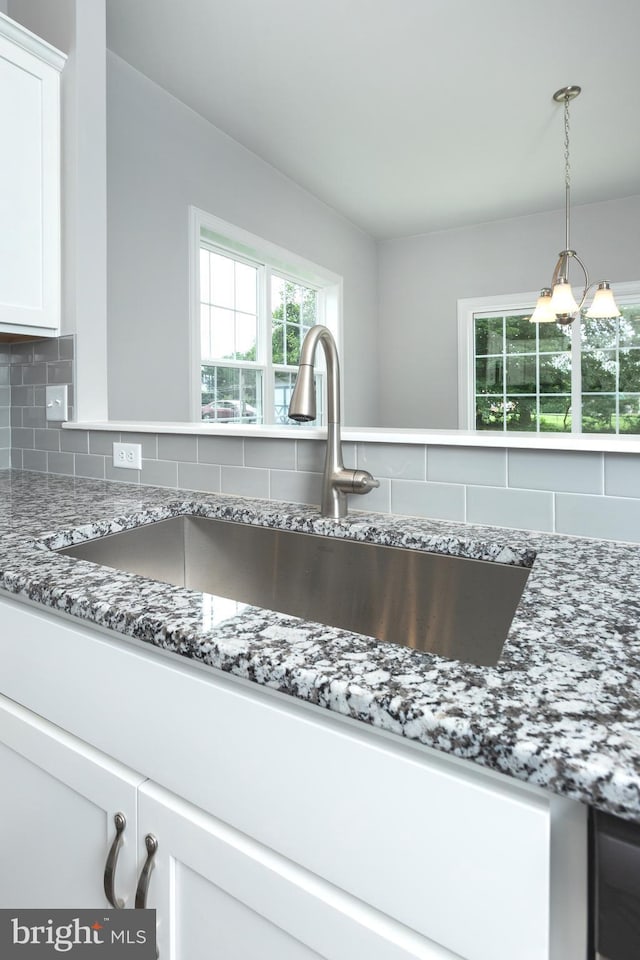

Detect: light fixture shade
[529, 289, 556, 323]
[585, 282, 621, 319]
[549, 279, 579, 319]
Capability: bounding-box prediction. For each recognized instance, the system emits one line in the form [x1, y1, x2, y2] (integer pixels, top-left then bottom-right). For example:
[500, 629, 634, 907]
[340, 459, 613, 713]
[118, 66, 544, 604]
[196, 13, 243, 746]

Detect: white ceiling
[106, 0, 640, 239]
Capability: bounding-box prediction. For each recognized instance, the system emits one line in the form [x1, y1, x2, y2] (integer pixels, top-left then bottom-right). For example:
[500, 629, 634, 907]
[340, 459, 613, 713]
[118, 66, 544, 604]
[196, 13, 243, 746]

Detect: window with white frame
[458, 284, 640, 434]
[191, 209, 341, 426]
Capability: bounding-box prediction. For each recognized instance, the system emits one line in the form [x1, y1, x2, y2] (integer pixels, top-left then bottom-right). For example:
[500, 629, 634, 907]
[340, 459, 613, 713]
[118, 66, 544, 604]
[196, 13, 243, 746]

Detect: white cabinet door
[0, 695, 143, 909]
[138, 781, 462, 960]
[0, 15, 64, 336]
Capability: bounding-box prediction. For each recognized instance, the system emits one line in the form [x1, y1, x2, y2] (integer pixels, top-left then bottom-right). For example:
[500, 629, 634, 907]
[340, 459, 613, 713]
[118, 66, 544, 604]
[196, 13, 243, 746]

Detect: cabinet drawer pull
[103, 812, 126, 909]
[135, 833, 158, 909]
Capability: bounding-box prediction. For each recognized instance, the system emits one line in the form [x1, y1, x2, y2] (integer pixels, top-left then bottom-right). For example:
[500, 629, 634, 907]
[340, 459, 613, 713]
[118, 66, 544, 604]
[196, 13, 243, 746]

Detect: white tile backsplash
[392, 479, 465, 522]
[508, 449, 603, 494]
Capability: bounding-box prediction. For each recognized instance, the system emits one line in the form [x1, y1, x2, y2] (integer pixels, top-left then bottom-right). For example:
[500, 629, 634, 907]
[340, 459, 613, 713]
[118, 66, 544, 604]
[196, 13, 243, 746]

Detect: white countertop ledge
[63, 421, 640, 454]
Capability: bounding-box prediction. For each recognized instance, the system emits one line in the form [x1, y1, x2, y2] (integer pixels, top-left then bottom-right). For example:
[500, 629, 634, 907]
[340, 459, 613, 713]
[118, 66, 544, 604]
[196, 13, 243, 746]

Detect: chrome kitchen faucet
[288, 325, 379, 518]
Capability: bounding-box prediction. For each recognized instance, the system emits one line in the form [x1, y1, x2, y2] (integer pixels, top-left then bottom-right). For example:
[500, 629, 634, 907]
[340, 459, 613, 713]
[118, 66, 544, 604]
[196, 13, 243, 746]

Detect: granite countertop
[1, 468, 639, 821]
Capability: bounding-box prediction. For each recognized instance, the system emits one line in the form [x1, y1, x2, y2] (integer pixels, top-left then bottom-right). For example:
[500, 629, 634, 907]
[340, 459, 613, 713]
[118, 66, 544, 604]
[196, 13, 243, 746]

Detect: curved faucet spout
[288, 324, 341, 425]
[288, 325, 379, 518]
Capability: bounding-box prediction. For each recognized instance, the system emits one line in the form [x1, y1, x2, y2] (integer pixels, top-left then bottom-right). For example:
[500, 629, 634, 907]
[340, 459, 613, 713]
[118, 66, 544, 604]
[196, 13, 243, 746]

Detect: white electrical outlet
[113, 442, 142, 470]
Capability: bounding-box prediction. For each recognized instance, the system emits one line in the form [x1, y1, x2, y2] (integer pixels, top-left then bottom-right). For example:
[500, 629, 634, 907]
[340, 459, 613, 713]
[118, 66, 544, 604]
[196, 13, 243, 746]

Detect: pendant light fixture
[530, 86, 621, 325]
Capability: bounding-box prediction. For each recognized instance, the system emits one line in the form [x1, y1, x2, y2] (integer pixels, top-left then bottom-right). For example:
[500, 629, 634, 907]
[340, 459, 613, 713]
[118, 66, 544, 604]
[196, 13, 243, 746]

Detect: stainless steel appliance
[591, 809, 640, 960]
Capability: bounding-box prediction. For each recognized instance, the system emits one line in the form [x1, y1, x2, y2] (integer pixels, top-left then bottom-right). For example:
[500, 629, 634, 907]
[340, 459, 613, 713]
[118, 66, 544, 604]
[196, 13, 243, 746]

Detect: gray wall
[377, 194, 640, 428]
[107, 52, 379, 426]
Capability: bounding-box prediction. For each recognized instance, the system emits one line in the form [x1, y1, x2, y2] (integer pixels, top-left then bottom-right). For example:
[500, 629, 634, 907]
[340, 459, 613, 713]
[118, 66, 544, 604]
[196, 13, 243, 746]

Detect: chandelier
[530, 86, 620, 325]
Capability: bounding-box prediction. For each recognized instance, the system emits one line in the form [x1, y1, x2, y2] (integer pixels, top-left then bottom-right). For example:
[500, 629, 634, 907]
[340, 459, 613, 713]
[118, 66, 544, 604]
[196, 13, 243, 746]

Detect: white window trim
[189, 207, 343, 423]
[457, 282, 640, 431]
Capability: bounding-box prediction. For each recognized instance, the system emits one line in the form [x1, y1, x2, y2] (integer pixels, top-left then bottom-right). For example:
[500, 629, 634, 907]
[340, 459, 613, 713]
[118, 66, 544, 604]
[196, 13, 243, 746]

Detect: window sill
[62, 421, 640, 454]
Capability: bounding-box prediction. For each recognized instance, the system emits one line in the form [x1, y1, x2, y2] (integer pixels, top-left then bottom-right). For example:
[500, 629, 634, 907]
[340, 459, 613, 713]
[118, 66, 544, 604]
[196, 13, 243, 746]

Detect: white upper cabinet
[0, 13, 65, 337]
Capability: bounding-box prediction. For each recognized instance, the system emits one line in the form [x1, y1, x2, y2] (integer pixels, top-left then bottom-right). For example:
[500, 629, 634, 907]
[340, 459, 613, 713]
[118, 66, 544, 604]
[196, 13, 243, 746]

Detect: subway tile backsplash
[7, 336, 640, 543]
[0, 347, 9, 469]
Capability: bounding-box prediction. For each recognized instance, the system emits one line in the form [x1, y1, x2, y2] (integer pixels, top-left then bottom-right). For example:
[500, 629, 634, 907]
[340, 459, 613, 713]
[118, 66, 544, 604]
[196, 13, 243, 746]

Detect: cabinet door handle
[135, 834, 158, 909]
[103, 812, 126, 909]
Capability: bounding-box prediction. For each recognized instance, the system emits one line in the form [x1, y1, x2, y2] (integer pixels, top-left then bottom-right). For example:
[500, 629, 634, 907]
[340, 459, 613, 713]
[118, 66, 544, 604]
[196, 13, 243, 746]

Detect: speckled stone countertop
[1, 468, 639, 821]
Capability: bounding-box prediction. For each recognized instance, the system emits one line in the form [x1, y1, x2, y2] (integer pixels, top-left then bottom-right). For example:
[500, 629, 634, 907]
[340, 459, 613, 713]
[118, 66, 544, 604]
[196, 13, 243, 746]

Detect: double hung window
[459, 284, 640, 434]
[192, 210, 340, 426]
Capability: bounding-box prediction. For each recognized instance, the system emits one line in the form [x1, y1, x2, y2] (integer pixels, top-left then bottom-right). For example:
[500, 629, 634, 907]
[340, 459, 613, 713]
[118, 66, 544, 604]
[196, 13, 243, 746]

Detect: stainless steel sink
[57, 516, 530, 666]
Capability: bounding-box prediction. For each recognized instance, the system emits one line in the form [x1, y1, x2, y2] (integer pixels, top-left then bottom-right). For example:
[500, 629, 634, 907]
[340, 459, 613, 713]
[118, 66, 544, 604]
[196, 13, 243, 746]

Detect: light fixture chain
[564, 94, 571, 252]
[564, 95, 571, 193]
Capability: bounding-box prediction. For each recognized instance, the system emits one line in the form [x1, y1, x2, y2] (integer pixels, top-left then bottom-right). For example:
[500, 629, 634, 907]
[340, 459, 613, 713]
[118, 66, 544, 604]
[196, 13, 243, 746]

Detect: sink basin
[57, 516, 530, 666]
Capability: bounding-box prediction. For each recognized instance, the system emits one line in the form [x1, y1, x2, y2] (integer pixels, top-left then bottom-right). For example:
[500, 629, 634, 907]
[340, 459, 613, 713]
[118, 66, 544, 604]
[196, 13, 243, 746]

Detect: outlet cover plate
[45, 385, 68, 422]
[113, 442, 142, 470]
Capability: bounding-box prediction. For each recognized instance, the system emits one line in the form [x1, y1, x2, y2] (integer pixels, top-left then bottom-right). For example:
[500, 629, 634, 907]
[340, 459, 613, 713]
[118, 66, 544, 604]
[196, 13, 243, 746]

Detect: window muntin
[471, 298, 640, 434]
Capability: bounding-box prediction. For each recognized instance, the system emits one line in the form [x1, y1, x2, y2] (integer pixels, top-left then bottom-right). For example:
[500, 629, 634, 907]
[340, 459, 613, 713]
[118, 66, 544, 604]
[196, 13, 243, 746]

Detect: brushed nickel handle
[104, 812, 126, 909]
[135, 833, 158, 909]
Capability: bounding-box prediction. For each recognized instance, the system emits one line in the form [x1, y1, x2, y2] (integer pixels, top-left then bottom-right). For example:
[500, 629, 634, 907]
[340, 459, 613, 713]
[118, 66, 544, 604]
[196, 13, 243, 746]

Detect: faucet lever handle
[334, 468, 380, 496]
[351, 470, 380, 494]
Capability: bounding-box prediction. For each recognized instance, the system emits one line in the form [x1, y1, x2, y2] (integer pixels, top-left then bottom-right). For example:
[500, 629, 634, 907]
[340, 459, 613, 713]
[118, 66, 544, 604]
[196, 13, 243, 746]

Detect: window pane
[301, 288, 318, 327]
[284, 323, 304, 366]
[619, 394, 640, 434]
[271, 324, 285, 365]
[475, 397, 507, 430]
[476, 356, 503, 393]
[582, 395, 616, 433]
[271, 276, 318, 365]
[235, 311, 257, 358]
[539, 395, 572, 432]
[538, 323, 571, 353]
[506, 354, 536, 393]
[581, 317, 617, 351]
[619, 308, 640, 348]
[284, 285, 297, 324]
[235, 261, 257, 314]
[505, 315, 536, 354]
[274, 370, 322, 425]
[475, 316, 503, 356]
[271, 275, 285, 315]
[539, 353, 571, 393]
[211, 307, 235, 359]
[201, 365, 262, 423]
[505, 396, 536, 431]
[582, 350, 617, 392]
[619, 349, 640, 392]
[274, 370, 294, 424]
[210, 253, 235, 307]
